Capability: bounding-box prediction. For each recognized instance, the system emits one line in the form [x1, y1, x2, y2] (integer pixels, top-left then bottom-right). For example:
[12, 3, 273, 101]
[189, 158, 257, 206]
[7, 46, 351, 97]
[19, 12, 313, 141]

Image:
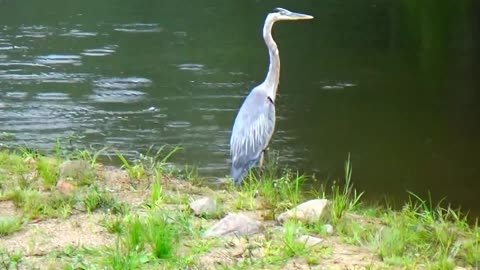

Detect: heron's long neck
[262, 16, 280, 101]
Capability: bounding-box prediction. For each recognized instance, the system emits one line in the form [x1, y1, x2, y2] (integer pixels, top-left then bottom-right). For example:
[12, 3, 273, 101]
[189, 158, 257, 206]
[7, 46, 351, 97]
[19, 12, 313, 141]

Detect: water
[0, 0, 479, 215]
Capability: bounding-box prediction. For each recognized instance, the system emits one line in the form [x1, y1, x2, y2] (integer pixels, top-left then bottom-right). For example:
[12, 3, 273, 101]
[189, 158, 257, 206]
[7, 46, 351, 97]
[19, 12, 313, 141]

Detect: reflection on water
[0, 0, 479, 215]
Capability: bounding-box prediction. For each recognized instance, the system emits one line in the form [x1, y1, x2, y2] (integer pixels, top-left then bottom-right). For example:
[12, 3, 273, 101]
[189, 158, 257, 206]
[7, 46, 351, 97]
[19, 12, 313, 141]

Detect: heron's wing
[230, 90, 275, 182]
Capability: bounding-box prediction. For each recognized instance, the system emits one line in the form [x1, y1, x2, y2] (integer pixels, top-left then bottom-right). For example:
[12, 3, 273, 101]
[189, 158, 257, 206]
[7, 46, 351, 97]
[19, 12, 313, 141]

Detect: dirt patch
[0, 200, 17, 217]
[1, 213, 114, 256]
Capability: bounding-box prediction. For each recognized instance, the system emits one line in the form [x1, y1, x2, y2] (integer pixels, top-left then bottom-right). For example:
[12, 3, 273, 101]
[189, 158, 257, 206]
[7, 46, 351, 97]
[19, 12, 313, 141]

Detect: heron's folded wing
[230, 94, 275, 169]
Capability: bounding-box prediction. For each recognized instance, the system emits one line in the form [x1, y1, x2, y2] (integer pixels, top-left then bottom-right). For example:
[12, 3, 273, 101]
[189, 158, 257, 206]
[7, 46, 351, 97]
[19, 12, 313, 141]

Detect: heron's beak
[289, 12, 314, 20]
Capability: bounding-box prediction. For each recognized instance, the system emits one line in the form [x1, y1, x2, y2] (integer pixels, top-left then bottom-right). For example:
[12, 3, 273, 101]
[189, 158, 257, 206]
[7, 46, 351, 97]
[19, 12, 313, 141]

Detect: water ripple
[166, 121, 191, 128]
[0, 72, 90, 84]
[88, 89, 146, 103]
[81, 45, 117, 56]
[61, 30, 98, 37]
[35, 54, 82, 65]
[93, 77, 152, 89]
[35, 92, 71, 101]
[4, 92, 28, 99]
[113, 23, 163, 33]
[18, 25, 50, 38]
[321, 81, 357, 90]
[177, 63, 204, 71]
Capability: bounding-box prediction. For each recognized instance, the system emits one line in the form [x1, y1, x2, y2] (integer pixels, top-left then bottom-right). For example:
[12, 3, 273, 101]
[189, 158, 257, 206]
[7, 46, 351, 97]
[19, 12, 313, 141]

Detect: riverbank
[0, 147, 478, 269]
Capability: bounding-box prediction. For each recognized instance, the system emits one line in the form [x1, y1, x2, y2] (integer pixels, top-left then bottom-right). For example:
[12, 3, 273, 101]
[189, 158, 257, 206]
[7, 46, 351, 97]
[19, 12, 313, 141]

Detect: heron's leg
[258, 151, 265, 167]
[262, 147, 269, 168]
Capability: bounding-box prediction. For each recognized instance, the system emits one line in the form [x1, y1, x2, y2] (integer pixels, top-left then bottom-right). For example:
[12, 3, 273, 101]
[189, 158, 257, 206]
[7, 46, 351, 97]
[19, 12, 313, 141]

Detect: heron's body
[229, 8, 313, 184]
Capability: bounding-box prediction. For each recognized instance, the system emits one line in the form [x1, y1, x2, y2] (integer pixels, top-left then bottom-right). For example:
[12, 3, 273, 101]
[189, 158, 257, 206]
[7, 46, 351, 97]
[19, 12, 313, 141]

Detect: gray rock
[204, 213, 264, 237]
[189, 197, 217, 216]
[297, 235, 324, 247]
[277, 199, 330, 224]
[58, 160, 94, 185]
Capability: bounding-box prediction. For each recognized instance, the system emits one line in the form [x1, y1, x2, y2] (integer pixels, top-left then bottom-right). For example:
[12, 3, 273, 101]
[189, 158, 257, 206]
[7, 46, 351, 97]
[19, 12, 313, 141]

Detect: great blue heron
[229, 8, 313, 184]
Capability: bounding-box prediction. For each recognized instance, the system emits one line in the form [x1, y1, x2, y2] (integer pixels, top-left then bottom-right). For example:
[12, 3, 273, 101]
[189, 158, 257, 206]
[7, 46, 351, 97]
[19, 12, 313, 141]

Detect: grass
[0, 217, 22, 236]
[0, 147, 479, 269]
[233, 152, 305, 218]
[116, 145, 181, 182]
[282, 220, 309, 257]
[329, 153, 364, 224]
[0, 249, 23, 270]
[36, 156, 60, 189]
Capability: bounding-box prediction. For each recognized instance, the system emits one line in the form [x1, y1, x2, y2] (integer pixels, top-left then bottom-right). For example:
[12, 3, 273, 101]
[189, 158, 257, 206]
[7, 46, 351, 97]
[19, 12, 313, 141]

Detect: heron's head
[269, 7, 314, 22]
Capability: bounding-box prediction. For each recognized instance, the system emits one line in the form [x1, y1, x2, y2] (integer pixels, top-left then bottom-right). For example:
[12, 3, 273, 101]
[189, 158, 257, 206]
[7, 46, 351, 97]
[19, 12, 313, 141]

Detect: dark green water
[0, 0, 479, 214]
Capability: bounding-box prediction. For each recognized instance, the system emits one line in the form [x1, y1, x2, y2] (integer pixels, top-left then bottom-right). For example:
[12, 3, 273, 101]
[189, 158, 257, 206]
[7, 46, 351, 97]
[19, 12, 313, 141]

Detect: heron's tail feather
[230, 166, 248, 185]
[230, 158, 260, 185]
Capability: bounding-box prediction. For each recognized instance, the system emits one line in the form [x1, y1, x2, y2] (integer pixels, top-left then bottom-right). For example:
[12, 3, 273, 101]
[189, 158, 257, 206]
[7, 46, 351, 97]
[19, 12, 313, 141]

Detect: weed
[116, 145, 181, 182]
[0, 217, 22, 236]
[282, 220, 308, 257]
[72, 147, 108, 167]
[82, 185, 113, 213]
[116, 152, 146, 181]
[236, 168, 305, 219]
[374, 194, 474, 267]
[0, 249, 23, 270]
[330, 154, 363, 223]
[150, 171, 163, 206]
[101, 216, 125, 234]
[36, 156, 59, 189]
[145, 216, 179, 259]
[106, 247, 150, 270]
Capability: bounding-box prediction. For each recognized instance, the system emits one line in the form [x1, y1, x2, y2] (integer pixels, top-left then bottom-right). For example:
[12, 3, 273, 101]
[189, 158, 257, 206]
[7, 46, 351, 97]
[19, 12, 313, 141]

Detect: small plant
[72, 147, 108, 167]
[0, 217, 22, 236]
[116, 145, 181, 182]
[117, 152, 146, 180]
[330, 154, 363, 223]
[282, 220, 308, 257]
[102, 216, 125, 234]
[145, 216, 179, 259]
[82, 185, 113, 213]
[150, 171, 163, 206]
[0, 249, 23, 270]
[106, 247, 150, 270]
[36, 156, 59, 189]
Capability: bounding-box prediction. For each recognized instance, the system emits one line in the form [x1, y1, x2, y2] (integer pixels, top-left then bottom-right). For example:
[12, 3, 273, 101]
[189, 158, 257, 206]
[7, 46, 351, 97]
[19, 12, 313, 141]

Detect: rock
[323, 224, 334, 234]
[277, 199, 330, 224]
[56, 179, 76, 194]
[297, 235, 323, 247]
[204, 213, 264, 237]
[58, 160, 94, 185]
[189, 197, 217, 217]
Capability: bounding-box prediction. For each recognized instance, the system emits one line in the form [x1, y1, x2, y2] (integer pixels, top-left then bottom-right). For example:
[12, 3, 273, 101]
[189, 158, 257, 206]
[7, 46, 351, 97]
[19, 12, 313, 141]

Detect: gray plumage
[229, 8, 313, 184]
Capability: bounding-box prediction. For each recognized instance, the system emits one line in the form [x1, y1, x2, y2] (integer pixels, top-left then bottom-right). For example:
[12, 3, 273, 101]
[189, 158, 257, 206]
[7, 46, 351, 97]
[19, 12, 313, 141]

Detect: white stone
[323, 224, 334, 234]
[204, 213, 264, 237]
[297, 235, 324, 247]
[189, 197, 217, 216]
[277, 199, 330, 224]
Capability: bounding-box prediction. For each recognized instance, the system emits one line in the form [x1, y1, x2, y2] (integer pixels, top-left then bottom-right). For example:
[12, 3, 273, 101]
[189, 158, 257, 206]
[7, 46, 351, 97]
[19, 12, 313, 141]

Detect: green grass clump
[374, 194, 477, 267]
[116, 145, 181, 182]
[233, 151, 305, 217]
[36, 157, 60, 189]
[282, 220, 308, 257]
[0, 217, 22, 236]
[9, 189, 74, 219]
[81, 185, 114, 213]
[0, 249, 23, 270]
[103, 212, 182, 269]
[329, 154, 363, 224]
